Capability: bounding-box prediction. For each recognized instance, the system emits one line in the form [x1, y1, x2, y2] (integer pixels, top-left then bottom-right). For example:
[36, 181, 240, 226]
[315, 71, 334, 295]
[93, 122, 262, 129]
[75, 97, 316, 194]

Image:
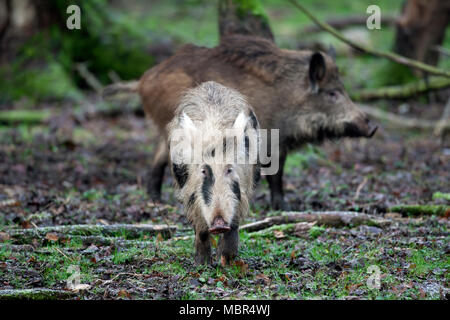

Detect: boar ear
[181, 112, 198, 136]
[232, 112, 248, 132]
[309, 52, 326, 94]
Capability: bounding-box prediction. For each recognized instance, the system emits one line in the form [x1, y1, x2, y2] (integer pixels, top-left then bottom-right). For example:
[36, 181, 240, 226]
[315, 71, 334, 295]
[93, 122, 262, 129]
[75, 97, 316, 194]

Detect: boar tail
[102, 80, 139, 100]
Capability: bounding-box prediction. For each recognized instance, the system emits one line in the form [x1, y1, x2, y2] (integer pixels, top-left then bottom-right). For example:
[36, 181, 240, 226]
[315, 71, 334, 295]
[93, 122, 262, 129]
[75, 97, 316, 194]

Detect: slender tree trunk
[218, 0, 274, 41]
[394, 0, 450, 74]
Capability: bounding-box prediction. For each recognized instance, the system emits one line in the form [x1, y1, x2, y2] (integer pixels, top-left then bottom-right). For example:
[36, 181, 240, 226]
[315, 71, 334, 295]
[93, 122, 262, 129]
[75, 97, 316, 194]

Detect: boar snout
[209, 215, 231, 235]
[345, 116, 378, 138]
[366, 119, 378, 138]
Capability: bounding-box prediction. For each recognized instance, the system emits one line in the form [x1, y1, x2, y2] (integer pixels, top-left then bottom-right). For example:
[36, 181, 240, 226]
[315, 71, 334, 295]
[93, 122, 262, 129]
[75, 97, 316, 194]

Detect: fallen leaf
[21, 220, 32, 229]
[156, 233, 164, 242]
[233, 259, 249, 274]
[419, 288, 426, 299]
[290, 250, 296, 260]
[118, 289, 131, 298]
[0, 232, 10, 241]
[45, 233, 59, 242]
[273, 230, 286, 239]
[255, 273, 271, 285]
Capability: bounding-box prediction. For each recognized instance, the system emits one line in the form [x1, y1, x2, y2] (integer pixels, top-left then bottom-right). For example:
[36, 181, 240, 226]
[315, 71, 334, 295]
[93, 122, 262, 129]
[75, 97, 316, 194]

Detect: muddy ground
[0, 96, 448, 300]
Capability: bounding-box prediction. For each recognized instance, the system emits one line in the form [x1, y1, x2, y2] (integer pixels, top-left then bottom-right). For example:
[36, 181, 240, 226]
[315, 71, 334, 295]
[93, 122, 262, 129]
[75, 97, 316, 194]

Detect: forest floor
[0, 95, 448, 300]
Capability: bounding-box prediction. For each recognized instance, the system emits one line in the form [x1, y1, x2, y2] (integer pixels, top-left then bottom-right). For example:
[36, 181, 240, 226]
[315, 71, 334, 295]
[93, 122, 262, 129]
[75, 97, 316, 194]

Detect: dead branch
[358, 104, 450, 130]
[351, 77, 450, 101]
[240, 211, 390, 232]
[302, 14, 397, 33]
[288, 0, 450, 78]
[389, 205, 449, 216]
[434, 97, 450, 136]
[0, 288, 76, 300]
[7, 224, 176, 244]
[75, 63, 103, 94]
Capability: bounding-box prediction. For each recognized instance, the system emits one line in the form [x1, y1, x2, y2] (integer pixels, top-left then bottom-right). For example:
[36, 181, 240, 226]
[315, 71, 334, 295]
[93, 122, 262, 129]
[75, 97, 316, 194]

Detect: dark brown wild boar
[104, 35, 377, 210]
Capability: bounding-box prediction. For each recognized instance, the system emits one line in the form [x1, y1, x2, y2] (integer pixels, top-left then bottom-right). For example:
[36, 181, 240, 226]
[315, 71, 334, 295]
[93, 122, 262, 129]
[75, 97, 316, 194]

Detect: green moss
[389, 205, 449, 216]
[233, 0, 268, 20]
[432, 192, 450, 202]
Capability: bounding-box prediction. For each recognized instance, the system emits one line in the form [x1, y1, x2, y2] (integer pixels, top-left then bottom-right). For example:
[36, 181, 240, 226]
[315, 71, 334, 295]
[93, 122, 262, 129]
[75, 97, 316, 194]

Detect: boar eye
[327, 90, 339, 99]
[225, 166, 233, 175]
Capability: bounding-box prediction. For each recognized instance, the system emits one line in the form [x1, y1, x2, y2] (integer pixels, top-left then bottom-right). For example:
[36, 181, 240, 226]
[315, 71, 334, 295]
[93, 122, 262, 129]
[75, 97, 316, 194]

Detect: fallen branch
[0, 244, 34, 252]
[75, 63, 103, 94]
[0, 109, 52, 125]
[8, 224, 176, 244]
[0, 288, 76, 300]
[240, 211, 390, 232]
[358, 104, 450, 130]
[351, 77, 450, 101]
[389, 205, 449, 217]
[302, 14, 397, 33]
[288, 0, 450, 78]
[434, 97, 450, 136]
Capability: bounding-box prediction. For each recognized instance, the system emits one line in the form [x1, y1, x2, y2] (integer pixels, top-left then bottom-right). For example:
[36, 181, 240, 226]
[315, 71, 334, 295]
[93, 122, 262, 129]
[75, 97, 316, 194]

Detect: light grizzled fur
[167, 81, 260, 265]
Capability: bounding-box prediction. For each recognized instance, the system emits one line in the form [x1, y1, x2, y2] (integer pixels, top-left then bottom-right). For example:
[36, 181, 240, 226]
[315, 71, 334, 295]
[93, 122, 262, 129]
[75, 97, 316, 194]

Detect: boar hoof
[271, 198, 289, 211]
[195, 253, 212, 265]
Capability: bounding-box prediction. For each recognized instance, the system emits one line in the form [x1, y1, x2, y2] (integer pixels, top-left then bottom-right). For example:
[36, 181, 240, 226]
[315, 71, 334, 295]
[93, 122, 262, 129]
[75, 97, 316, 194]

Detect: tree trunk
[394, 0, 450, 74]
[218, 0, 274, 41]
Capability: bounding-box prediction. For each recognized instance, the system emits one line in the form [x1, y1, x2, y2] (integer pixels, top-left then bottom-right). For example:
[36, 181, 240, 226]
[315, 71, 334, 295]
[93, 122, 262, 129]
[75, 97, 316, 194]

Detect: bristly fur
[136, 34, 376, 211]
[167, 81, 260, 232]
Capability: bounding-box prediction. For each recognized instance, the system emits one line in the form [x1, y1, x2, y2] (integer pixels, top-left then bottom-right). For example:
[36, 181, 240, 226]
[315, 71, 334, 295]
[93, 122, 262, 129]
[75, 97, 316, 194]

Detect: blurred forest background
[1, 0, 449, 103]
[0, 0, 449, 300]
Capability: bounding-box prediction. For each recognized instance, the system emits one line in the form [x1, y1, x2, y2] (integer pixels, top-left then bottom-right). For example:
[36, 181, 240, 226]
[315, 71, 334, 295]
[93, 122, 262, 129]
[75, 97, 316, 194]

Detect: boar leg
[147, 139, 169, 201]
[194, 227, 212, 265]
[266, 151, 287, 210]
[218, 224, 239, 266]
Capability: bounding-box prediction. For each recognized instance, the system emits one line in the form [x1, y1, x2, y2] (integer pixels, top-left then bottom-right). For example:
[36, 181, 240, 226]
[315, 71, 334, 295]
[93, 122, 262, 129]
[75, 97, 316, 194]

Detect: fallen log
[0, 109, 52, 125]
[240, 211, 390, 232]
[7, 224, 176, 244]
[0, 288, 76, 300]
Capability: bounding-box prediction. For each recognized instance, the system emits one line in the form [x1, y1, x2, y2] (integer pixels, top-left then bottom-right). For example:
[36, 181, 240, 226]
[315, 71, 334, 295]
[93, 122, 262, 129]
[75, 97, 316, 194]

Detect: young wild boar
[104, 35, 377, 210]
[167, 81, 260, 265]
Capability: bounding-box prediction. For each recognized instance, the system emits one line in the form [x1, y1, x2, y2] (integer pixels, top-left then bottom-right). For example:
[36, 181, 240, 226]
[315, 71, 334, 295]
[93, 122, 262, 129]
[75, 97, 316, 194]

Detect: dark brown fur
[137, 35, 377, 209]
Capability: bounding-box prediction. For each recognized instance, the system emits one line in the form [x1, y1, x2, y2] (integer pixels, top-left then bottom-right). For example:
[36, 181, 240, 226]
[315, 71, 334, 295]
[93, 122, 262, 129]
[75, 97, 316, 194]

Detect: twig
[353, 177, 368, 201]
[55, 247, 75, 263]
[75, 63, 103, 94]
[351, 77, 450, 101]
[434, 97, 450, 136]
[287, 0, 450, 78]
[359, 104, 450, 130]
[240, 211, 390, 232]
[302, 14, 397, 33]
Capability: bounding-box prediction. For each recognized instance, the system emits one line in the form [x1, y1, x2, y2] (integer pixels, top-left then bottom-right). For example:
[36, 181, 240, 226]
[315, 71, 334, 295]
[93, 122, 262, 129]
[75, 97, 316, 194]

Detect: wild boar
[167, 81, 260, 265]
[104, 34, 377, 210]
